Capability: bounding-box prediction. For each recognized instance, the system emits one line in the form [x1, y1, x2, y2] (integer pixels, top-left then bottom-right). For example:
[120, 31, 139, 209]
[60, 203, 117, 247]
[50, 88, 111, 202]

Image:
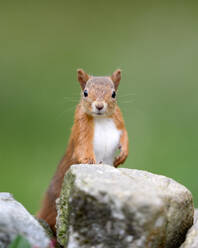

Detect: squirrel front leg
[114, 128, 128, 167]
[74, 144, 96, 164]
[72, 112, 96, 164]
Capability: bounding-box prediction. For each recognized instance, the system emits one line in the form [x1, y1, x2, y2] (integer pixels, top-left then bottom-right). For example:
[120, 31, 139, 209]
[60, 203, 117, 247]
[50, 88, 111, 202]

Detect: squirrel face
[77, 69, 121, 117]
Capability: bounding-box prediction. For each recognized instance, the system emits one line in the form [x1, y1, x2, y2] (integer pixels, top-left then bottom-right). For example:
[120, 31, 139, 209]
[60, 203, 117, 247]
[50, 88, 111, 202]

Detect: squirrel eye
[84, 89, 88, 97]
[112, 91, 116, 98]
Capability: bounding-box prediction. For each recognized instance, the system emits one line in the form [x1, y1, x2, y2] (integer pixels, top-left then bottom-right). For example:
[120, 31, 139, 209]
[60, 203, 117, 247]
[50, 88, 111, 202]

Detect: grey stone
[119, 168, 194, 247]
[179, 209, 198, 248]
[0, 192, 50, 248]
[56, 164, 194, 248]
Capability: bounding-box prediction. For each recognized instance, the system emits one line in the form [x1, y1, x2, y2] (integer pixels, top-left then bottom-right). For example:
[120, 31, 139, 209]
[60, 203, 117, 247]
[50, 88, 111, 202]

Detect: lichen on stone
[56, 170, 75, 247]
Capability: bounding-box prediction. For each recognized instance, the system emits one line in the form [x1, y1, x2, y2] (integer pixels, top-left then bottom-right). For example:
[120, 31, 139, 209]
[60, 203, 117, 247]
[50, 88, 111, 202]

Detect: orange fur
[37, 69, 128, 232]
[113, 106, 129, 167]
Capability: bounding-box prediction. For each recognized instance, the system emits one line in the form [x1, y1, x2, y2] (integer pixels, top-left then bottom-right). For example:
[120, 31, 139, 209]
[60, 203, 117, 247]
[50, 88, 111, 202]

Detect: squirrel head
[77, 69, 121, 117]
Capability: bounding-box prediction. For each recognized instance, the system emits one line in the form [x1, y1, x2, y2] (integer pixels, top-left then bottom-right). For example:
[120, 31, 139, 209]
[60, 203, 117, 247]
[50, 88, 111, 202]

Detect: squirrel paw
[113, 150, 128, 168]
[79, 157, 96, 164]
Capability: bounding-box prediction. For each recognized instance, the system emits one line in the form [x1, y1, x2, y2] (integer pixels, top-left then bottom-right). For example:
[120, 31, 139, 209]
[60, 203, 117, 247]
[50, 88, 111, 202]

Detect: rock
[0, 192, 50, 248]
[119, 168, 194, 247]
[56, 164, 194, 248]
[179, 209, 198, 248]
[37, 219, 62, 248]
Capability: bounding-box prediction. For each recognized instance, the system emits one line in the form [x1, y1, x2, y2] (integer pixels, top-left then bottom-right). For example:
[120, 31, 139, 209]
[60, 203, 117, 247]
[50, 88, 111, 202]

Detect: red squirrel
[37, 69, 129, 232]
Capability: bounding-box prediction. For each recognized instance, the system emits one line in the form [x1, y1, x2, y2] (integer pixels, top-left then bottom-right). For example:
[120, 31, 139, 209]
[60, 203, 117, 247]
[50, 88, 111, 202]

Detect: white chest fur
[93, 118, 121, 165]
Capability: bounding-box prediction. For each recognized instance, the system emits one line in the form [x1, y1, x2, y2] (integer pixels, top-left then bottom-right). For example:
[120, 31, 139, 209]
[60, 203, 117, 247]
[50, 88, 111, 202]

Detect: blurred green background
[0, 0, 198, 214]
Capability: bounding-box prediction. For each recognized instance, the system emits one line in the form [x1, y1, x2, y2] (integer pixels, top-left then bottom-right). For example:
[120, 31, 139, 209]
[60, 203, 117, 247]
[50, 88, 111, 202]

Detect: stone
[56, 164, 193, 248]
[0, 192, 50, 248]
[119, 168, 194, 247]
[179, 209, 198, 248]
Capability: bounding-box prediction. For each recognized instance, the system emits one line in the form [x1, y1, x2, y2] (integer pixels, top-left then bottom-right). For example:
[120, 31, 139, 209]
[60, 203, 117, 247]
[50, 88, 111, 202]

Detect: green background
[0, 0, 198, 214]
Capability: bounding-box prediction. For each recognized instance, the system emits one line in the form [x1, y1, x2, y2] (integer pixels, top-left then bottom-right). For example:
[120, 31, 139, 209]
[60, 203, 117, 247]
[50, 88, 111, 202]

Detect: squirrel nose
[96, 103, 104, 111]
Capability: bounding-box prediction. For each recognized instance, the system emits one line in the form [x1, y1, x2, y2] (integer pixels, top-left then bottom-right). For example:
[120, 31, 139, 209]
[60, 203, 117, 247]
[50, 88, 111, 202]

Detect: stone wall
[0, 164, 197, 248]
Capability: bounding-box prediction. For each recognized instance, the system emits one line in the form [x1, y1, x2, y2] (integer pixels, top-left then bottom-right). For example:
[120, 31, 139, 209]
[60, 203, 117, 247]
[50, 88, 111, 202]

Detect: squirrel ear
[77, 69, 89, 90]
[111, 69, 121, 90]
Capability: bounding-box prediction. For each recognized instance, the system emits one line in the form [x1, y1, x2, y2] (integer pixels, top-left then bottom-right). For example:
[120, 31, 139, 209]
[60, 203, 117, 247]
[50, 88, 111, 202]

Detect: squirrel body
[37, 69, 129, 232]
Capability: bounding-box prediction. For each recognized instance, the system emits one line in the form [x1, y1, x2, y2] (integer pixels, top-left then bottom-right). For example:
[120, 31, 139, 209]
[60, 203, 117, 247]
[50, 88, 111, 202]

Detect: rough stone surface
[0, 192, 50, 248]
[180, 209, 198, 248]
[56, 164, 194, 248]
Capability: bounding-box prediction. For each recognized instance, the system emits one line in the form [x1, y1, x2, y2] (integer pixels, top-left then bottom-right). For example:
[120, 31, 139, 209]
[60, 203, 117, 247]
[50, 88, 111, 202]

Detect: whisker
[64, 93, 81, 96]
[56, 106, 76, 120]
[118, 93, 136, 98]
[119, 100, 136, 104]
[64, 94, 80, 98]
[63, 99, 79, 103]
[55, 98, 79, 105]
[64, 96, 80, 100]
